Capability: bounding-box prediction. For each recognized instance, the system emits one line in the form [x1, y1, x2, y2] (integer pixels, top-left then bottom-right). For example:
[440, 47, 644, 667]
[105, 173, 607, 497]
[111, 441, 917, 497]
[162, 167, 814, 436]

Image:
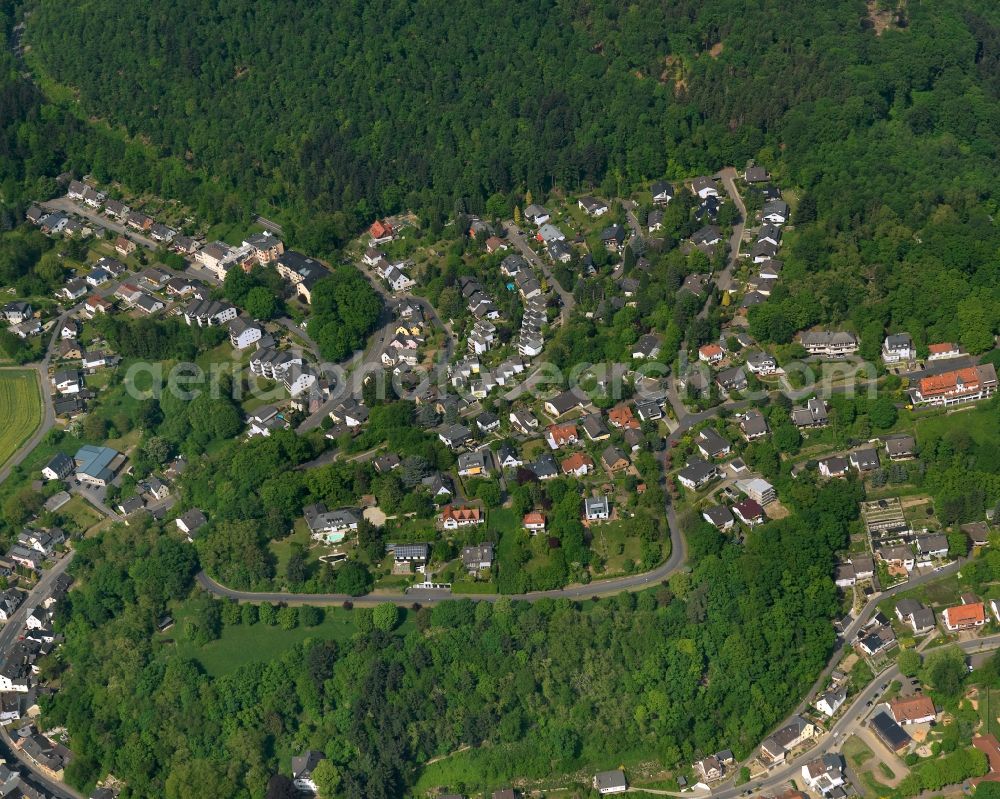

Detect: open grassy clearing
[0, 369, 44, 469]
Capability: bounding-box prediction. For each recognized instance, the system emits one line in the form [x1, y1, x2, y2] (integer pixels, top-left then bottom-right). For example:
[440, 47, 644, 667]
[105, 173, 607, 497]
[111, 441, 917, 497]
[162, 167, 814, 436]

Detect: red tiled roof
[889, 695, 935, 723]
[561, 452, 594, 473]
[919, 367, 981, 397]
[944, 602, 985, 626]
[441, 505, 481, 522]
[928, 342, 957, 354]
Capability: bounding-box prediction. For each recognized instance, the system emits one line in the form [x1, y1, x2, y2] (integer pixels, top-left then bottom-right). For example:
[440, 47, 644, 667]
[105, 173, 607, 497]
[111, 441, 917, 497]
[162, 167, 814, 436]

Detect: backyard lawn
[0, 369, 43, 469]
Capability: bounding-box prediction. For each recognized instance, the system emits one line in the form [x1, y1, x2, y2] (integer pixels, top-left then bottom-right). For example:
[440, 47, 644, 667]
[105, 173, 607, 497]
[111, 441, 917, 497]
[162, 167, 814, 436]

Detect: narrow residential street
[0, 553, 83, 799]
[501, 220, 575, 324]
[40, 198, 159, 251]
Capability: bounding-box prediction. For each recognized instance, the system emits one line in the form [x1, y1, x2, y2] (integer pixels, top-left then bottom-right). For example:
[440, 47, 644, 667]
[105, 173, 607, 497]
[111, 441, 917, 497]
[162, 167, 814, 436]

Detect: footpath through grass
[0, 369, 43, 469]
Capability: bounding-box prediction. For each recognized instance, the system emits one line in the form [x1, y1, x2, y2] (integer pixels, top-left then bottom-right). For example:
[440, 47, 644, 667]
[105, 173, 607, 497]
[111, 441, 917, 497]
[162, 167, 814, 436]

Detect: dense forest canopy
[21, 1, 999, 237]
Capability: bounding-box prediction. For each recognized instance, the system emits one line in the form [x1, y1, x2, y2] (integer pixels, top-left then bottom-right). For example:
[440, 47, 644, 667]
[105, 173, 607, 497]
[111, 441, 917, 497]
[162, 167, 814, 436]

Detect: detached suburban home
[593, 770, 628, 795]
[440, 505, 484, 529]
[926, 342, 963, 361]
[697, 428, 731, 459]
[651, 181, 674, 205]
[678, 459, 717, 491]
[762, 200, 789, 225]
[702, 505, 735, 531]
[760, 716, 815, 764]
[691, 176, 718, 199]
[882, 333, 916, 364]
[941, 601, 986, 631]
[814, 688, 846, 718]
[577, 196, 609, 216]
[818, 456, 850, 478]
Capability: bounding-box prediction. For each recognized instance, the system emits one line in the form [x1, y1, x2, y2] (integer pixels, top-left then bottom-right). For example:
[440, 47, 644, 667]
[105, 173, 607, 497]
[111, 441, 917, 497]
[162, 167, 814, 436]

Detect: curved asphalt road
[196, 401, 742, 606]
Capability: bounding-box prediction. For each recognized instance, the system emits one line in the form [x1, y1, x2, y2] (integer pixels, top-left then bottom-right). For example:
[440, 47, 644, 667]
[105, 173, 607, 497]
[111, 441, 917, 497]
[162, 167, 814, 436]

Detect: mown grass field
[0, 369, 43, 470]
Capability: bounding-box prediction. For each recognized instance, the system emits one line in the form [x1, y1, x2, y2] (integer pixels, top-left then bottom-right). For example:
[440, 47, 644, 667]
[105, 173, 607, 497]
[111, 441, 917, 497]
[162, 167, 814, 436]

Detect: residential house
[962, 521, 991, 548]
[942, 601, 986, 631]
[229, 317, 263, 350]
[715, 366, 747, 392]
[692, 225, 722, 247]
[677, 459, 717, 491]
[698, 343, 725, 364]
[692, 176, 718, 199]
[697, 428, 731, 459]
[884, 435, 916, 460]
[593, 770, 628, 795]
[2, 302, 32, 324]
[702, 505, 735, 531]
[651, 181, 674, 204]
[578, 196, 609, 216]
[757, 224, 781, 247]
[927, 342, 963, 361]
[632, 334, 661, 360]
[739, 409, 769, 440]
[133, 293, 164, 315]
[760, 717, 815, 764]
[745, 350, 777, 375]
[84, 295, 113, 315]
[849, 448, 880, 472]
[58, 279, 88, 302]
[818, 456, 850, 478]
[916, 533, 949, 561]
[243, 231, 284, 263]
[176, 508, 207, 539]
[762, 200, 789, 225]
[461, 543, 494, 574]
[883, 333, 916, 364]
[792, 398, 828, 428]
[523, 204, 550, 225]
[601, 446, 630, 473]
[438, 424, 472, 449]
[800, 331, 859, 358]
[292, 751, 326, 794]
[561, 452, 594, 477]
[458, 449, 494, 478]
[585, 495, 611, 522]
[52, 370, 82, 395]
[647, 208, 664, 232]
[608, 403, 639, 430]
[814, 688, 847, 718]
[800, 755, 846, 797]
[580, 413, 610, 442]
[544, 390, 584, 419]
[600, 223, 626, 252]
[522, 512, 546, 533]
[441, 505, 484, 530]
[536, 223, 565, 244]
[528, 453, 559, 481]
[909, 364, 998, 408]
[304, 504, 359, 543]
[510, 409, 539, 435]
[497, 443, 523, 470]
[41, 453, 74, 481]
[878, 544, 915, 572]
[694, 756, 723, 783]
[733, 499, 765, 526]
[368, 219, 394, 244]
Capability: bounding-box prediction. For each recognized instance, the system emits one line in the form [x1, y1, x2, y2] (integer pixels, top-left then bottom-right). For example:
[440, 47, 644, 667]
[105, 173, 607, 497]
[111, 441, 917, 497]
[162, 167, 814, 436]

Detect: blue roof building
[74, 445, 122, 486]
